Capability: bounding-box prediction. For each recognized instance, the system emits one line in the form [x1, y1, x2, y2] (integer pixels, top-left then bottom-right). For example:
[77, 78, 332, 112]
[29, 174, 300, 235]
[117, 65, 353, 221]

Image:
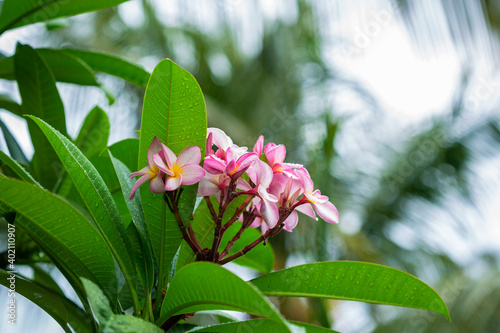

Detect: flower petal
[313, 201, 339, 224]
[253, 135, 264, 156]
[165, 174, 182, 191]
[258, 184, 278, 203]
[203, 155, 226, 174]
[206, 132, 214, 156]
[177, 145, 201, 166]
[197, 177, 220, 197]
[295, 167, 314, 193]
[283, 210, 299, 232]
[147, 137, 163, 166]
[264, 143, 286, 166]
[130, 166, 151, 179]
[208, 127, 233, 151]
[161, 144, 178, 169]
[129, 173, 153, 200]
[259, 199, 279, 229]
[149, 175, 165, 194]
[153, 153, 174, 176]
[296, 203, 317, 220]
[180, 164, 205, 185]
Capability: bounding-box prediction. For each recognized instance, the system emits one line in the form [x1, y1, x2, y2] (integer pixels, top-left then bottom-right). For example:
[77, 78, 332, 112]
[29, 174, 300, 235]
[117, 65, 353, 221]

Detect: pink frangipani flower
[295, 168, 339, 224]
[153, 144, 205, 191]
[129, 137, 165, 200]
[264, 142, 302, 176]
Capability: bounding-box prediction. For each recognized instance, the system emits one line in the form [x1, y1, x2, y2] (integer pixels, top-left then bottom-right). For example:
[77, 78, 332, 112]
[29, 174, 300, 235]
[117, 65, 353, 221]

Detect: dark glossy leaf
[0, 0, 131, 34]
[15, 43, 66, 189]
[137, 59, 206, 287]
[158, 262, 289, 331]
[251, 261, 450, 320]
[0, 269, 92, 333]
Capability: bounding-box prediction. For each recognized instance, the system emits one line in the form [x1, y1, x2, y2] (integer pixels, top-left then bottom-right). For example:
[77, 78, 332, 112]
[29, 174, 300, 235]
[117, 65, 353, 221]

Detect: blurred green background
[1, 0, 499, 332]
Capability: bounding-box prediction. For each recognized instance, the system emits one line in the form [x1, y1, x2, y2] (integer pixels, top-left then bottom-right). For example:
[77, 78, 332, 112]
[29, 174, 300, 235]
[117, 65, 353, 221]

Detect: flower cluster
[198, 128, 339, 233]
[129, 129, 339, 235]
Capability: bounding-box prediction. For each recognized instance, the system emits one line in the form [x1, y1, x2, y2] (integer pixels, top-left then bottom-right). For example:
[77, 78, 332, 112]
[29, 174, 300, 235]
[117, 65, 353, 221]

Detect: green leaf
[158, 262, 289, 331]
[75, 106, 110, 158]
[187, 319, 338, 333]
[110, 154, 154, 290]
[0, 57, 14, 80]
[0, 93, 22, 116]
[0, 150, 37, 184]
[219, 222, 274, 274]
[0, 269, 92, 333]
[251, 261, 450, 320]
[14, 43, 66, 189]
[0, 177, 117, 304]
[27, 116, 140, 311]
[63, 49, 150, 88]
[81, 278, 113, 325]
[102, 314, 163, 333]
[138, 59, 206, 286]
[0, 0, 131, 34]
[0, 119, 30, 165]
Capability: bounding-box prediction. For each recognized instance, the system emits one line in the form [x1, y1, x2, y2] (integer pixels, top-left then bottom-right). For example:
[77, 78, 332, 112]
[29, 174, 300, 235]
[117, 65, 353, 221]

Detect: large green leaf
[138, 59, 206, 287]
[0, 119, 30, 165]
[0, 177, 117, 304]
[158, 262, 290, 331]
[0, 269, 92, 333]
[27, 116, 139, 311]
[187, 319, 338, 333]
[81, 278, 113, 325]
[64, 49, 150, 88]
[251, 261, 450, 320]
[14, 43, 66, 189]
[0, 0, 131, 34]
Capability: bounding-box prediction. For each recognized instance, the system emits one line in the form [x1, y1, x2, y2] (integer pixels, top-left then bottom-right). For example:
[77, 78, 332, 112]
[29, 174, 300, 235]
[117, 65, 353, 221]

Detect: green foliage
[0, 5, 453, 331]
[251, 261, 450, 320]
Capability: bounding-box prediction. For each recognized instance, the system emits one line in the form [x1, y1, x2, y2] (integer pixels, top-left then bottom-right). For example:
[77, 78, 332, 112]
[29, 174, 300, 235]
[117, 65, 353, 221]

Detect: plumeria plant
[0, 1, 450, 332]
